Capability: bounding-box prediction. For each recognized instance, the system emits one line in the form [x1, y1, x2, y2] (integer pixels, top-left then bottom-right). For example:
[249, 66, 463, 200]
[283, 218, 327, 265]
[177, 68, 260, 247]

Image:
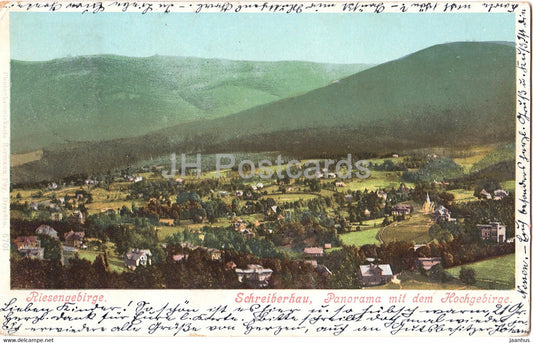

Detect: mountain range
[11, 41, 516, 184]
[11, 56, 370, 153]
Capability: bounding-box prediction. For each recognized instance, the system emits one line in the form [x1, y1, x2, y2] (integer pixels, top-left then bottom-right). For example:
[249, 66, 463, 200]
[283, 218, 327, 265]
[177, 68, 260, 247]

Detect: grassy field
[380, 212, 432, 244]
[276, 246, 304, 259]
[155, 225, 186, 241]
[345, 171, 414, 192]
[340, 228, 381, 246]
[11, 149, 43, 167]
[269, 192, 318, 203]
[449, 189, 476, 203]
[452, 145, 495, 170]
[446, 253, 515, 289]
[357, 217, 384, 228]
[77, 242, 126, 273]
[501, 180, 515, 192]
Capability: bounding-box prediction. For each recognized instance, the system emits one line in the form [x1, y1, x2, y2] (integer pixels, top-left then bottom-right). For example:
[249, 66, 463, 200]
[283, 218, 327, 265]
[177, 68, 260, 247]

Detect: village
[10, 148, 516, 289]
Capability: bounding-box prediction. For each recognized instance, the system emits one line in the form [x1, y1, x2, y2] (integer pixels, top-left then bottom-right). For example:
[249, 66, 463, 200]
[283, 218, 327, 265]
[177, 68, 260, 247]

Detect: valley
[10, 41, 518, 290]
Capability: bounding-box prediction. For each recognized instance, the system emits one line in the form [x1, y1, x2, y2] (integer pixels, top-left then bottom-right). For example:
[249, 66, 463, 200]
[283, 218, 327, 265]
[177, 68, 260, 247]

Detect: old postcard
[0, 0, 530, 340]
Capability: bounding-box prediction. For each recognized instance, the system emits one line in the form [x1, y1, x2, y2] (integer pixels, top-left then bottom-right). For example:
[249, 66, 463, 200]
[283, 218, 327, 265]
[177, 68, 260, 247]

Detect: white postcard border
[0, 1, 530, 339]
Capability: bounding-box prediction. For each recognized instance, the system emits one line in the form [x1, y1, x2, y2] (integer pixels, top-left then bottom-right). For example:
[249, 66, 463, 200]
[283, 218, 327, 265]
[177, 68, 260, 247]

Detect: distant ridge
[11, 55, 370, 153]
[11, 41, 516, 183]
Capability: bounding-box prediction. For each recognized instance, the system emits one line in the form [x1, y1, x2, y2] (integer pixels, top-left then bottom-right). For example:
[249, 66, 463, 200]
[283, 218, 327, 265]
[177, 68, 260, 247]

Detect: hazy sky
[10, 12, 515, 64]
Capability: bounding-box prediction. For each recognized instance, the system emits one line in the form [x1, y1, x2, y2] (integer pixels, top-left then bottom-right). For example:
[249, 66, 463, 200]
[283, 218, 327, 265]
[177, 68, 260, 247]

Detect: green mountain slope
[11, 56, 370, 153]
[12, 42, 516, 183]
[187, 41, 515, 144]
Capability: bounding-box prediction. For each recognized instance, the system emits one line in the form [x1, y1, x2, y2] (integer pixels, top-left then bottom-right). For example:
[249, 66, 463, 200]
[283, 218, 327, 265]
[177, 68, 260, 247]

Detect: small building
[207, 248, 222, 261]
[493, 189, 509, 200]
[14, 236, 43, 260]
[61, 245, 78, 266]
[19, 247, 44, 260]
[234, 218, 246, 231]
[125, 176, 142, 183]
[316, 265, 333, 278]
[64, 230, 85, 248]
[358, 259, 393, 286]
[14, 236, 40, 250]
[235, 264, 273, 288]
[68, 211, 85, 225]
[29, 202, 39, 211]
[304, 247, 324, 258]
[235, 191, 243, 197]
[35, 224, 59, 239]
[48, 182, 58, 190]
[478, 222, 506, 244]
[391, 204, 411, 216]
[239, 228, 255, 239]
[172, 254, 189, 263]
[85, 179, 99, 186]
[431, 206, 454, 223]
[415, 257, 442, 271]
[267, 206, 279, 217]
[480, 189, 492, 200]
[324, 243, 332, 249]
[376, 190, 387, 200]
[335, 182, 346, 187]
[345, 194, 353, 202]
[124, 249, 152, 270]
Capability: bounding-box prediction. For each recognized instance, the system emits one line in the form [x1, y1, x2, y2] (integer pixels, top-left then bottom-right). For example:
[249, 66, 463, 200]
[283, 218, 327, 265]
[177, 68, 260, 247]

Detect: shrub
[459, 266, 476, 285]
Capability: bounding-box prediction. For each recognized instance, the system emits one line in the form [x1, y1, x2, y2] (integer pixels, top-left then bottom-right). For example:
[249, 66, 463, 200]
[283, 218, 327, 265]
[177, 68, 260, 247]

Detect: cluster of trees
[269, 221, 341, 249]
[130, 192, 237, 224]
[11, 248, 329, 289]
[429, 221, 465, 242]
[448, 161, 514, 191]
[414, 239, 514, 268]
[11, 217, 514, 290]
[84, 211, 156, 238]
[323, 239, 515, 288]
[105, 225, 165, 262]
[166, 226, 280, 259]
[448, 195, 514, 238]
[129, 179, 184, 201]
[11, 219, 81, 242]
[403, 157, 465, 182]
[473, 178, 505, 197]
[10, 217, 164, 263]
[345, 191, 385, 222]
